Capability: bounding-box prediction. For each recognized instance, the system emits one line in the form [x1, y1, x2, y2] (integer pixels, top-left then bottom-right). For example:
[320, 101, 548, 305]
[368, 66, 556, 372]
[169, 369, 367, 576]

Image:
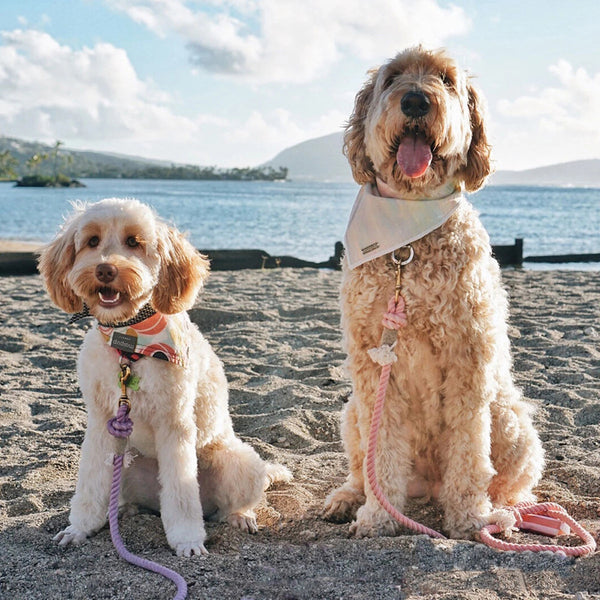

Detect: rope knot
[381, 296, 407, 330]
[368, 294, 408, 366]
[107, 403, 133, 439]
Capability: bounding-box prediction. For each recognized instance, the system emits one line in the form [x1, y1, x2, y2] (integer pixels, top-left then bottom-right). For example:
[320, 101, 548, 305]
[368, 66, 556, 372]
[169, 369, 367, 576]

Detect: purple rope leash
[107, 402, 188, 600]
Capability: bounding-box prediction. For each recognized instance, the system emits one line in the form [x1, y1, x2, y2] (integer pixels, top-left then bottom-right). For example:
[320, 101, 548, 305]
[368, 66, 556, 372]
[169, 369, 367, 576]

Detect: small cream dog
[323, 47, 544, 538]
[39, 198, 290, 556]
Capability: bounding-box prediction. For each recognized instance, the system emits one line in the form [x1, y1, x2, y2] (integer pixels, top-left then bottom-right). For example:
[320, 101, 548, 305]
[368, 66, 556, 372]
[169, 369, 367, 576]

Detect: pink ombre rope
[107, 404, 188, 599]
[368, 289, 596, 556]
[366, 295, 446, 539]
[480, 502, 596, 556]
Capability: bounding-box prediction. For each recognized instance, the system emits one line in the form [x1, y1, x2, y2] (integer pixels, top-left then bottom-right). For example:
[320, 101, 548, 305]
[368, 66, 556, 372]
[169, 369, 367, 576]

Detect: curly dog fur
[323, 47, 544, 538]
[39, 198, 291, 556]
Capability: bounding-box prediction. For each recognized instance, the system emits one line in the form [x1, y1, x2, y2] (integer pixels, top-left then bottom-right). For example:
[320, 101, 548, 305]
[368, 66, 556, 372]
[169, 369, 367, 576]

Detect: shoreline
[1, 238, 599, 273]
[0, 240, 44, 253]
[1, 268, 599, 599]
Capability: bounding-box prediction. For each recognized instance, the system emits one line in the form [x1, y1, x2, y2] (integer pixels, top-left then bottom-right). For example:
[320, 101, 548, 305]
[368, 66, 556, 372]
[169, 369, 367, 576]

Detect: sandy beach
[0, 241, 43, 253]
[1, 266, 599, 600]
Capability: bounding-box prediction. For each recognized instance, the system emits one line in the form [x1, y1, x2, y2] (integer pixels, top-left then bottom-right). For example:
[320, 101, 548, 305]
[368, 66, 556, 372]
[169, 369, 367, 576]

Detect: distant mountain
[264, 131, 600, 188]
[3, 134, 598, 187]
[489, 159, 600, 188]
[263, 132, 352, 182]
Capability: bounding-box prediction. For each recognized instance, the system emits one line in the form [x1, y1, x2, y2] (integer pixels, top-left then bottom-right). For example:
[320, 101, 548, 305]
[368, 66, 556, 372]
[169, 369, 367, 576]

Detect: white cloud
[0, 29, 196, 144]
[497, 60, 600, 137]
[106, 0, 471, 83]
[494, 60, 600, 168]
[0, 28, 343, 166]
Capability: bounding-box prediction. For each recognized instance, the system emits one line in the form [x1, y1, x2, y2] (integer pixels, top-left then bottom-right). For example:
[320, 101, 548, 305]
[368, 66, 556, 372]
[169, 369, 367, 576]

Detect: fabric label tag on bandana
[110, 332, 138, 354]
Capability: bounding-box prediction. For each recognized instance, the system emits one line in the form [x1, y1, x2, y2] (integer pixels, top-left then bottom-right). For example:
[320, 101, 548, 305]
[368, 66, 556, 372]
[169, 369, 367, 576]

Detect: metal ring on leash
[391, 245, 414, 266]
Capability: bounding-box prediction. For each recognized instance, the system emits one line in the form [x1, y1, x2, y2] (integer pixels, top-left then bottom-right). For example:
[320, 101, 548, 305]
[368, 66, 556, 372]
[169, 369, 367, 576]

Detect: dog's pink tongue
[396, 136, 432, 178]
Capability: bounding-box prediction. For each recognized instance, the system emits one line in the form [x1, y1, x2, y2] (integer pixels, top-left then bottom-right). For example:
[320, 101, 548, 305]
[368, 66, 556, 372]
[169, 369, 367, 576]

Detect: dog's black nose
[96, 263, 118, 283]
[401, 91, 431, 118]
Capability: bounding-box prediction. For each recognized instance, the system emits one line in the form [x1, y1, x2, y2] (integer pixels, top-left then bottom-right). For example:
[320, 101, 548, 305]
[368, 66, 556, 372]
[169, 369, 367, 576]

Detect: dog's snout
[401, 91, 431, 118]
[95, 263, 118, 283]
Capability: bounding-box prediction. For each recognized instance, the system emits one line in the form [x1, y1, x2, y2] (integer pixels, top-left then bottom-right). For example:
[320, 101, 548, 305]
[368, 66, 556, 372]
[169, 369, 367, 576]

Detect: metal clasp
[391, 245, 414, 267]
[390, 245, 414, 304]
[119, 363, 132, 412]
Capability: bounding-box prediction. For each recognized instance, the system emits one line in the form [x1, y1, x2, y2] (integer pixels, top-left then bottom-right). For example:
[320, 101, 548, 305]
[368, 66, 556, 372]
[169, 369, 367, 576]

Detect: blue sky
[0, 0, 598, 170]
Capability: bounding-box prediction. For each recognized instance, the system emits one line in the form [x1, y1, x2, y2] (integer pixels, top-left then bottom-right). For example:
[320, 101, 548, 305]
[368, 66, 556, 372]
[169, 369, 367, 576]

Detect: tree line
[95, 164, 288, 181]
[0, 140, 288, 183]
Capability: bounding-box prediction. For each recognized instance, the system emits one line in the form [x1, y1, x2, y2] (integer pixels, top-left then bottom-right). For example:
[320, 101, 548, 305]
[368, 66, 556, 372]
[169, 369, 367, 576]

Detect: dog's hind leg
[198, 436, 287, 532]
[489, 391, 544, 507]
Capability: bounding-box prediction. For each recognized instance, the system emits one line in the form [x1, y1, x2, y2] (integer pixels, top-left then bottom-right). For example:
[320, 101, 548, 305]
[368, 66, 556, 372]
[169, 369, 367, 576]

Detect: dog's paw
[350, 516, 400, 538]
[349, 505, 400, 538]
[53, 525, 89, 547]
[174, 541, 209, 558]
[446, 508, 517, 540]
[322, 485, 365, 523]
[118, 503, 140, 518]
[227, 512, 258, 534]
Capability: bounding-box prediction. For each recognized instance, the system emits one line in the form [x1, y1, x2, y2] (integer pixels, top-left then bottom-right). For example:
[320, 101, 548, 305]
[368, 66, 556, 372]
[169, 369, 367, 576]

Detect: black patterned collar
[69, 303, 156, 328]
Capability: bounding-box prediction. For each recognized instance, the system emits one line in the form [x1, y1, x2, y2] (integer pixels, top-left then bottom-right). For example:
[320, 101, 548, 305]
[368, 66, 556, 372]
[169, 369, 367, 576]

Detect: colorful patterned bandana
[97, 310, 189, 367]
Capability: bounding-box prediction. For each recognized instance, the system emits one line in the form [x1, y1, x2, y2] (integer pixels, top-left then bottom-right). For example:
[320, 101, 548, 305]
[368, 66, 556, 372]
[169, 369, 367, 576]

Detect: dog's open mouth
[395, 133, 433, 178]
[98, 287, 123, 308]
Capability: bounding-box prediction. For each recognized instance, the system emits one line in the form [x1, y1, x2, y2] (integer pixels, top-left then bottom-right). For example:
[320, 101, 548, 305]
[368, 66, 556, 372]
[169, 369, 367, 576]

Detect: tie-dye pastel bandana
[98, 310, 189, 367]
[344, 182, 463, 269]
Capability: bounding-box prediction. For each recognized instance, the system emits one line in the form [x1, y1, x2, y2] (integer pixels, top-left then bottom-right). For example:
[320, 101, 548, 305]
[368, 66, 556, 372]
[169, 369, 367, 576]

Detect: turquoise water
[0, 179, 598, 267]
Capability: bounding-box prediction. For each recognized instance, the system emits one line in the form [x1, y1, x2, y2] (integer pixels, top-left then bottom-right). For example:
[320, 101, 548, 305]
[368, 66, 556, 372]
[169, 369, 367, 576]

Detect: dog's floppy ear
[152, 225, 210, 314]
[37, 221, 83, 314]
[458, 80, 493, 192]
[344, 69, 377, 185]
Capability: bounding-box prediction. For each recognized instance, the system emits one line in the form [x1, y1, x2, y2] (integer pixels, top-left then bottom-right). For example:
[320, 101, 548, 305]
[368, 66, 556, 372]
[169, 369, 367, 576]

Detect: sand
[0, 241, 43, 253]
[0, 267, 599, 600]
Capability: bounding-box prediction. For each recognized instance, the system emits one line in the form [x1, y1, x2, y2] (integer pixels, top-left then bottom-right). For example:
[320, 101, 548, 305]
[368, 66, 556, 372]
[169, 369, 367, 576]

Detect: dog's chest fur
[341, 202, 505, 467]
[76, 320, 205, 458]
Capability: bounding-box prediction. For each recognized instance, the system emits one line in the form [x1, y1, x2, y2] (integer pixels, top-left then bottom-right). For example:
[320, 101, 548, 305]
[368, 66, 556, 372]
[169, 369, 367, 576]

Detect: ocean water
[0, 179, 598, 268]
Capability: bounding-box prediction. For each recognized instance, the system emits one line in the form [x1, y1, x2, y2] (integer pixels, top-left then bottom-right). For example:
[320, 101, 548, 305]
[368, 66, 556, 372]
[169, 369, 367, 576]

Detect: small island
[15, 174, 85, 188]
[3, 141, 86, 188]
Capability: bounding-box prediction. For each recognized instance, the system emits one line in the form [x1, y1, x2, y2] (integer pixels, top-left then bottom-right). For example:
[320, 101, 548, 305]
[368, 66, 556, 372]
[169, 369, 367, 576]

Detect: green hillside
[0, 136, 287, 181]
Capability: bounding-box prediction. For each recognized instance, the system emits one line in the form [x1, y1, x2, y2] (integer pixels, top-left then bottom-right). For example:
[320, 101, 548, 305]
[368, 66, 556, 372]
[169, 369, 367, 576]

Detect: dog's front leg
[155, 420, 207, 557]
[438, 371, 499, 538]
[351, 408, 413, 538]
[54, 410, 114, 546]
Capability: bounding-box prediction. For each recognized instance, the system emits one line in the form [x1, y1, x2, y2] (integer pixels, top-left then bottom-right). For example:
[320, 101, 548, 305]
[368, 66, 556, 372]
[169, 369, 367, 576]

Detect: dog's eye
[126, 236, 139, 248]
[440, 72, 453, 88]
[382, 75, 396, 89]
[88, 236, 100, 248]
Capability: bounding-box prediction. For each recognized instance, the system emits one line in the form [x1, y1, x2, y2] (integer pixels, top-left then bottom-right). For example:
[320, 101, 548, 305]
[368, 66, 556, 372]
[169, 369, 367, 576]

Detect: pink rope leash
[480, 502, 596, 556]
[107, 400, 188, 599]
[366, 295, 446, 539]
[367, 267, 597, 556]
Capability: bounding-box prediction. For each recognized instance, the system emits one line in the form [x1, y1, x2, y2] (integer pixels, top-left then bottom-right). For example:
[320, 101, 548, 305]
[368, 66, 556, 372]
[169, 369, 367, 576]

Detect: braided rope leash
[366, 247, 596, 556]
[480, 502, 596, 556]
[106, 364, 188, 600]
[366, 247, 444, 539]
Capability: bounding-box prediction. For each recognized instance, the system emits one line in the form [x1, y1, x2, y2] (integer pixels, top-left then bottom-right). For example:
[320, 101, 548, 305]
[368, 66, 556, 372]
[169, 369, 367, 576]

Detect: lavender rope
[107, 406, 188, 600]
